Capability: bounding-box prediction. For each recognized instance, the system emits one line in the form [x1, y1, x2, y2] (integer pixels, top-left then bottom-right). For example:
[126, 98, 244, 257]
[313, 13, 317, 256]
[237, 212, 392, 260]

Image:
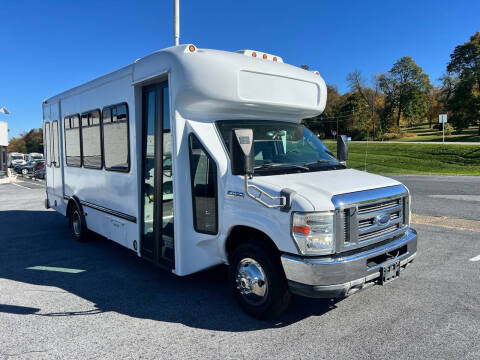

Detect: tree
[379, 56, 432, 128]
[427, 87, 444, 128]
[445, 32, 480, 134]
[347, 70, 382, 138]
[7, 128, 43, 153]
[7, 137, 27, 153]
[22, 128, 43, 153]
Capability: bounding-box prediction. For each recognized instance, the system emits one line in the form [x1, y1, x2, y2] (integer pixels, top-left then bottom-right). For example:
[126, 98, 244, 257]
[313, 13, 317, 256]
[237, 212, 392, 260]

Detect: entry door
[50, 102, 63, 201]
[141, 82, 174, 267]
[44, 102, 63, 207]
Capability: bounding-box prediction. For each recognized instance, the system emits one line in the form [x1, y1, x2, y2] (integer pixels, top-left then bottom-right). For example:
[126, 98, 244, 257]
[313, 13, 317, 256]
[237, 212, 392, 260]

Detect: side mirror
[230, 128, 254, 175]
[337, 135, 349, 164]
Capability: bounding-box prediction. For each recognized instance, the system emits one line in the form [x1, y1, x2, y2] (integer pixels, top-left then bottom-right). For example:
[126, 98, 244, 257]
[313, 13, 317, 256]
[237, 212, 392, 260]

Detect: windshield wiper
[254, 163, 309, 171]
[303, 159, 334, 167]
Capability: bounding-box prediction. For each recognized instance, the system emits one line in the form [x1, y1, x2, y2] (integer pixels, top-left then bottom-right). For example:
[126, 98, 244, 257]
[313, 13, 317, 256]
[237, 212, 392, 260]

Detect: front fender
[218, 208, 299, 260]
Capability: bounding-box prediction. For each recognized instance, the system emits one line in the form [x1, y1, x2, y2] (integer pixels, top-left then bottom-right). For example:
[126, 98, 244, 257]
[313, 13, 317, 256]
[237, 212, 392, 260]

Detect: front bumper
[281, 228, 417, 298]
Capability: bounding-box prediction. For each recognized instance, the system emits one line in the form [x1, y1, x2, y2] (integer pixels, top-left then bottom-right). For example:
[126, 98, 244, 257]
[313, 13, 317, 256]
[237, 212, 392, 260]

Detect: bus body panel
[43, 45, 330, 276]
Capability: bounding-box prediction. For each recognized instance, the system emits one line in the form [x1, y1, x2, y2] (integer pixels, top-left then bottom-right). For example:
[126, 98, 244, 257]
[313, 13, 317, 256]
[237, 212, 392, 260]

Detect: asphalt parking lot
[0, 175, 479, 359]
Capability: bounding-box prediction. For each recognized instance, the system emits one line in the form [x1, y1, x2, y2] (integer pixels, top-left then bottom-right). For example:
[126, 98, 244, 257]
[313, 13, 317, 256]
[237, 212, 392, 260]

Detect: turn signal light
[293, 225, 310, 235]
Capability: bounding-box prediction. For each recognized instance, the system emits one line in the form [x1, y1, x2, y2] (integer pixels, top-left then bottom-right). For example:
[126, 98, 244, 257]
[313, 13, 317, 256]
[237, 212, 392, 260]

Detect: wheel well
[66, 199, 76, 218]
[225, 226, 279, 260]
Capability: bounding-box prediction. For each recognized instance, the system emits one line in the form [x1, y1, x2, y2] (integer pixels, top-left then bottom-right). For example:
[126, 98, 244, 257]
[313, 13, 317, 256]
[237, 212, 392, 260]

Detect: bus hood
[254, 169, 402, 211]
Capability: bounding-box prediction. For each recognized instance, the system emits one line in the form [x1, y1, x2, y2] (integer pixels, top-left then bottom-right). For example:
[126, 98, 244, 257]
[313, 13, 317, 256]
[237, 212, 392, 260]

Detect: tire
[69, 203, 88, 242]
[229, 242, 291, 319]
[21, 168, 28, 175]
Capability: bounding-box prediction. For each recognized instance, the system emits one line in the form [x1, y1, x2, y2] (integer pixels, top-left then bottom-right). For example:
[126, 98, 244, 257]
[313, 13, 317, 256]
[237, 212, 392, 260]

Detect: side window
[44, 122, 51, 166]
[188, 134, 218, 234]
[52, 121, 59, 167]
[103, 104, 129, 171]
[64, 115, 82, 167]
[81, 110, 102, 169]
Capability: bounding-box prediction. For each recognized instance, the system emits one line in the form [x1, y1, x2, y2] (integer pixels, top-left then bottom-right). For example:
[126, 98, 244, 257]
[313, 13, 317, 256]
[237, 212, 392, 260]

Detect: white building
[0, 121, 8, 173]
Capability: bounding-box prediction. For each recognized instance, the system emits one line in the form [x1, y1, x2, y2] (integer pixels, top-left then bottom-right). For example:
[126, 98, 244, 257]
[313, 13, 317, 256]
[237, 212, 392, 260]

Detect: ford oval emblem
[375, 213, 390, 226]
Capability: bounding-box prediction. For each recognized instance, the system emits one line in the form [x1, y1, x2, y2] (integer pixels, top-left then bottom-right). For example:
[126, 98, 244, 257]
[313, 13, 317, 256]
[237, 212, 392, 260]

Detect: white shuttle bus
[43, 45, 417, 318]
[7, 152, 25, 168]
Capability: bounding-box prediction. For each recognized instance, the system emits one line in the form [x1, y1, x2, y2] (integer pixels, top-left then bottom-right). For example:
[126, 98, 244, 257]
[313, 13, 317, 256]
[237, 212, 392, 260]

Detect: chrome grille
[333, 185, 409, 252]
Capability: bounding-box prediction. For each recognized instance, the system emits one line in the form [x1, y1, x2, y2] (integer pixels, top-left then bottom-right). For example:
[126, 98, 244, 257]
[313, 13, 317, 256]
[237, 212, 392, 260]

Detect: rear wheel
[21, 168, 28, 175]
[69, 203, 88, 242]
[229, 242, 291, 319]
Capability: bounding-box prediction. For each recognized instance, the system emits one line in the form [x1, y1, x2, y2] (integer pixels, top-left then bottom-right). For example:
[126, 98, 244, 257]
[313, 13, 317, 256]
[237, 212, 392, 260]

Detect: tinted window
[103, 104, 129, 171]
[189, 134, 217, 234]
[64, 115, 82, 166]
[44, 122, 51, 166]
[81, 110, 102, 169]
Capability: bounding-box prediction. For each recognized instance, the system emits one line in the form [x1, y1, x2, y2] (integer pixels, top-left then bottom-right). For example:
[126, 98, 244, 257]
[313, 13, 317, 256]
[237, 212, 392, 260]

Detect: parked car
[33, 162, 46, 179]
[14, 160, 44, 176]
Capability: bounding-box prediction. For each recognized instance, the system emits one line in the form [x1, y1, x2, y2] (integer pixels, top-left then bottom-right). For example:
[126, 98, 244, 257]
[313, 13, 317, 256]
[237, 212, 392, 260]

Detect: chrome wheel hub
[72, 211, 81, 235]
[236, 258, 268, 305]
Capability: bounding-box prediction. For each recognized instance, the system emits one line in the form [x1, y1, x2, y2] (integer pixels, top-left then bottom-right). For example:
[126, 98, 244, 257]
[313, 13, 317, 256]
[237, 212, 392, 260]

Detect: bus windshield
[12, 155, 23, 160]
[217, 120, 345, 175]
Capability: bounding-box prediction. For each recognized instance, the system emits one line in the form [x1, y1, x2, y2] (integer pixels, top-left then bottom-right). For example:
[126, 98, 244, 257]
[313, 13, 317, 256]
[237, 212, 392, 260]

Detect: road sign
[439, 114, 447, 143]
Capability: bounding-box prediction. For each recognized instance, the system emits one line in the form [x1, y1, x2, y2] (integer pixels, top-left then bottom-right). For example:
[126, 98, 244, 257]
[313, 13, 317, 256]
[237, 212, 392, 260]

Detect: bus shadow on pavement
[0, 210, 340, 331]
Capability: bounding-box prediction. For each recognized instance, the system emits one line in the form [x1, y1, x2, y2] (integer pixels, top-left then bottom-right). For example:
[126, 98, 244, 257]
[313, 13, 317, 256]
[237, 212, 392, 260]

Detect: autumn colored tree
[7, 128, 43, 153]
[7, 137, 27, 153]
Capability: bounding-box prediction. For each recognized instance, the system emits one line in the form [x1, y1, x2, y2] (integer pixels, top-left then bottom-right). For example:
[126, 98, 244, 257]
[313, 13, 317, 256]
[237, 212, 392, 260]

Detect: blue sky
[1, 0, 478, 139]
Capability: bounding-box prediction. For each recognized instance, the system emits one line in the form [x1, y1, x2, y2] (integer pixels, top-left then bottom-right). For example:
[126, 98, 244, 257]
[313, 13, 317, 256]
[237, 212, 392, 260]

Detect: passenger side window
[103, 104, 129, 171]
[64, 115, 82, 167]
[189, 134, 218, 234]
[81, 110, 102, 169]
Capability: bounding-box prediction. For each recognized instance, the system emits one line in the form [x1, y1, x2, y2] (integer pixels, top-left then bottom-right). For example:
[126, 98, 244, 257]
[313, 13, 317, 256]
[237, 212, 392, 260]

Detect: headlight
[291, 212, 335, 255]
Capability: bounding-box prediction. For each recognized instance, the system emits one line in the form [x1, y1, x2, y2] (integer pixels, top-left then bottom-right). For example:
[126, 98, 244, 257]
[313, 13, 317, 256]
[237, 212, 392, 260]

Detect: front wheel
[21, 168, 28, 175]
[229, 242, 291, 319]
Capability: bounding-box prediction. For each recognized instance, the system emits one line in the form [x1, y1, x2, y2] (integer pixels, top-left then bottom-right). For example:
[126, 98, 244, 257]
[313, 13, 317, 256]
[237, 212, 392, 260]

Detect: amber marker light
[293, 225, 310, 235]
[263, 54, 267, 59]
[189, 45, 196, 52]
[273, 57, 278, 62]
[252, 52, 257, 57]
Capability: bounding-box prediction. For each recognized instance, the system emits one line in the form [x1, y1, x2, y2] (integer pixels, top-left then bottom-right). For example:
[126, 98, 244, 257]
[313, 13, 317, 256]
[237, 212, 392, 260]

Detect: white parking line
[11, 182, 33, 190]
[469, 255, 480, 262]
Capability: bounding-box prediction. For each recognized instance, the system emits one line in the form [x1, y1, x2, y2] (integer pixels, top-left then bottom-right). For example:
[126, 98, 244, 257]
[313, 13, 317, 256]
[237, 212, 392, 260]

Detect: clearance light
[236, 50, 284, 63]
[312, 70, 320, 76]
[189, 45, 196, 52]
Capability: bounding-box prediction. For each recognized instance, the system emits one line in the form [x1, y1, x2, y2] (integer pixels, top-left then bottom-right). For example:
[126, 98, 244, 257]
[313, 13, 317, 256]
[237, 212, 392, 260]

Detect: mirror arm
[244, 174, 286, 209]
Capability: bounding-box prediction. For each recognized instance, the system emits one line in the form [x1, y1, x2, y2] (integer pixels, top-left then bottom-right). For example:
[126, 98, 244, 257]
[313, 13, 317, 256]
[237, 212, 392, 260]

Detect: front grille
[339, 189, 408, 251]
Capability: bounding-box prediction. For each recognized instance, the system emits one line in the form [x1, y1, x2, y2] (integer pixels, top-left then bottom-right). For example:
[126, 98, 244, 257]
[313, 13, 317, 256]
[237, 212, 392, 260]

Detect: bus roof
[45, 45, 327, 121]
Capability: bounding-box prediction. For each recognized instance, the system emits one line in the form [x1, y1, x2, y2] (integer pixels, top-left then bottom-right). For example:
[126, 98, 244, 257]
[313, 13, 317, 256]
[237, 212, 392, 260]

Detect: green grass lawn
[394, 124, 480, 143]
[324, 140, 480, 175]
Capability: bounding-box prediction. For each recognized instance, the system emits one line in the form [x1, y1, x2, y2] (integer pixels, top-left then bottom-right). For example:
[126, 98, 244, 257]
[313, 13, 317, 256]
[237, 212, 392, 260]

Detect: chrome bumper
[281, 228, 417, 298]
